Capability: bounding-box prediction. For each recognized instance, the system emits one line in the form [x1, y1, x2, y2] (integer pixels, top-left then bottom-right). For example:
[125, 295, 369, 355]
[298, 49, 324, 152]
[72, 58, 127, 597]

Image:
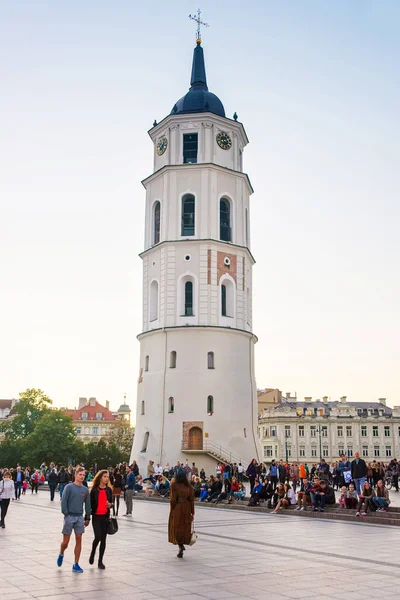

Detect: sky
[1, 1, 399, 412]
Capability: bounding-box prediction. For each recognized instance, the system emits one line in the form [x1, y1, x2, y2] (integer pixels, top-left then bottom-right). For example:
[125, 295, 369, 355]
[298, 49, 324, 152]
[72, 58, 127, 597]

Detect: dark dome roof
[171, 44, 225, 118]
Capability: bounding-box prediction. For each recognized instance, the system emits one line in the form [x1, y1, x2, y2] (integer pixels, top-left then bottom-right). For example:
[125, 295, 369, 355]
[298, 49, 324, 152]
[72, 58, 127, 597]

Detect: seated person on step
[296, 478, 313, 511]
[273, 483, 296, 513]
[356, 481, 375, 516]
[371, 480, 390, 512]
[345, 483, 358, 509]
[206, 476, 222, 502]
[248, 477, 263, 506]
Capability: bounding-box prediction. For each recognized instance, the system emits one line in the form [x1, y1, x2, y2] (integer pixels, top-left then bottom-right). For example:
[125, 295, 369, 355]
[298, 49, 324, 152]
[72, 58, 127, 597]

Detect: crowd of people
[0, 452, 398, 566]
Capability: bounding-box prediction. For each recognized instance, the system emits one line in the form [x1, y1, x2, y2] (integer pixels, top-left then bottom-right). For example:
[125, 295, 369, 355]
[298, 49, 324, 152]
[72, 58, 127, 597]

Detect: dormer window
[96, 412, 102, 421]
[81, 412, 87, 420]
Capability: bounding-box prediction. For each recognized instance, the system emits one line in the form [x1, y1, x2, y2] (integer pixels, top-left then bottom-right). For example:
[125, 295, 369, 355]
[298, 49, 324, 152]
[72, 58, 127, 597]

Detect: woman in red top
[89, 470, 113, 569]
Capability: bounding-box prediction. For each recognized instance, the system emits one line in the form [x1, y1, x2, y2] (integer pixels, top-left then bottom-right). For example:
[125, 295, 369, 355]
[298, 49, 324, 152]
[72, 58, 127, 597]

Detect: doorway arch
[188, 426, 203, 450]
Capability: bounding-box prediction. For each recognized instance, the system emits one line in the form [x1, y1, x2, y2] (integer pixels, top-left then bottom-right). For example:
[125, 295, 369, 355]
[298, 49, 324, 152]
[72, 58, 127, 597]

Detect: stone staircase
[134, 494, 400, 526]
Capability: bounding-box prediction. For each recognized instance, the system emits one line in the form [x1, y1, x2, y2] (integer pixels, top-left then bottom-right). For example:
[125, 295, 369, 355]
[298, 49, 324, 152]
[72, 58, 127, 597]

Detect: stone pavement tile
[35, 596, 78, 600]
[195, 590, 237, 600]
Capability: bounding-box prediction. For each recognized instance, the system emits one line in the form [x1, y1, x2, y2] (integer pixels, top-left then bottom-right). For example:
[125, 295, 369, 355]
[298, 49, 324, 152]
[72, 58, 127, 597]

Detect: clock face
[156, 136, 168, 156]
[216, 131, 232, 150]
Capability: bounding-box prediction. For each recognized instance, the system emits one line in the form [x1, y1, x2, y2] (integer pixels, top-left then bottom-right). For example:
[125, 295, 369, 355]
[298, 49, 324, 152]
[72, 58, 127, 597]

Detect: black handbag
[107, 517, 118, 535]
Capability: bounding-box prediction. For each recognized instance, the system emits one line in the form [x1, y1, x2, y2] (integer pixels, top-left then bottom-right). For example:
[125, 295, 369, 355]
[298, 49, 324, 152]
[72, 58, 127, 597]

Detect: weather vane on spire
[189, 9, 209, 45]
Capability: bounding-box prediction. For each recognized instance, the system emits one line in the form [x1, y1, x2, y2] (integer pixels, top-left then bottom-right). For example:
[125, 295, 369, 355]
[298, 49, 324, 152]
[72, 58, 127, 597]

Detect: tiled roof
[273, 400, 392, 416]
[0, 399, 13, 409]
[63, 401, 118, 422]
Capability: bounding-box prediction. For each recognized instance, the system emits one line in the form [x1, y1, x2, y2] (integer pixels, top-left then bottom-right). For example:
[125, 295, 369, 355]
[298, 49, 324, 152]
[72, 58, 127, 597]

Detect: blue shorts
[62, 515, 85, 535]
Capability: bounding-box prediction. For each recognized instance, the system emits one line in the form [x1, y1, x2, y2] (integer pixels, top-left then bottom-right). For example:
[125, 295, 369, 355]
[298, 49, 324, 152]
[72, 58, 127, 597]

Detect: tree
[0, 388, 52, 440]
[23, 410, 77, 467]
[0, 439, 26, 467]
[85, 439, 126, 470]
[104, 419, 134, 458]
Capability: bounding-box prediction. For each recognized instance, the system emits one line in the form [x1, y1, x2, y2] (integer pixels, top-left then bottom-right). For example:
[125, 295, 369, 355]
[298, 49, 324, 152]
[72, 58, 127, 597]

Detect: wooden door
[188, 426, 203, 450]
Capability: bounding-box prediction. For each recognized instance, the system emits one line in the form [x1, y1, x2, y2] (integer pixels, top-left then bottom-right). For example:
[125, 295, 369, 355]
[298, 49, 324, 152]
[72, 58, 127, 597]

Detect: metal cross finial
[189, 9, 209, 45]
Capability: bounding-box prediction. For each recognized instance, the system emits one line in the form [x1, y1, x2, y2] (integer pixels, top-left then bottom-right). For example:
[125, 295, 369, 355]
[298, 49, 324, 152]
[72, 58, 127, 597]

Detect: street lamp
[316, 426, 322, 461]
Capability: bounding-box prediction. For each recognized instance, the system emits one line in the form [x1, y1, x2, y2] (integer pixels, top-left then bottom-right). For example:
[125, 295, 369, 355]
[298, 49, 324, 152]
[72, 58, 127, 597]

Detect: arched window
[153, 201, 160, 245]
[207, 395, 214, 414]
[221, 284, 227, 317]
[207, 351, 214, 369]
[220, 278, 234, 318]
[145, 355, 149, 371]
[184, 281, 193, 316]
[149, 280, 159, 321]
[141, 401, 145, 415]
[170, 351, 177, 368]
[141, 431, 149, 452]
[220, 198, 231, 241]
[168, 397, 174, 413]
[181, 194, 195, 236]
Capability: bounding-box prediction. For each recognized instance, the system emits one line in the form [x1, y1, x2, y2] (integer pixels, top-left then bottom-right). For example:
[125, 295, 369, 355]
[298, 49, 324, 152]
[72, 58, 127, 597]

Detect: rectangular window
[321, 426, 328, 438]
[373, 426, 379, 437]
[96, 412, 102, 421]
[81, 413, 87, 421]
[76, 427, 81, 434]
[285, 425, 291, 438]
[168, 397, 174, 413]
[384, 426, 391, 437]
[183, 133, 198, 163]
[145, 355, 149, 371]
[346, 426, 352, 437]
[347, 448, 353, 458]
[323, 447, 329, 458]
[311, 448, 317, 457]
[287, 447, 292, 458]
[337, 426, 343, 437]
[298, 426, 305, 437]
[299, 447, 305, 457]
[270, 426, 277, 437]
[221, 284, 227, 317]
[263, 446, 273, 458]
[92, 427, 98, 435]
[374, 445, 380, 457]
[338, 446, 344, 456]
[310, 426, 317, 438]
[361, 426, 367, 437]
[398, 426, 400, 437]
[386, 446, 392, 457]
[362, 446, 368, 457]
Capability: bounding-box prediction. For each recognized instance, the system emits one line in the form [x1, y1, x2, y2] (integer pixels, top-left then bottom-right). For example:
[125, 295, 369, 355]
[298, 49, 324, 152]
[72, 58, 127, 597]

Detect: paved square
[1, 491, 400, 600]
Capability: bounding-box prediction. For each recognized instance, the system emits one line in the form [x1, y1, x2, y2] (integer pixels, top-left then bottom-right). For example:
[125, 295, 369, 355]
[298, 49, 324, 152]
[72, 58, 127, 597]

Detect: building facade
[0, 398, 17, 440]
[131, 38, 261, 472]
[258, 396, 400, 463]
[63, 397, 131, 444]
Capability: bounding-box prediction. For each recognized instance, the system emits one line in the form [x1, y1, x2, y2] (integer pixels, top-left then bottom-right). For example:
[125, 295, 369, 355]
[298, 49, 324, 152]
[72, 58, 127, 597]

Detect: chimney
[89, 397, 96, 407]
[106, 400, 110, 410]
[340, 396, 347, 403]
[78, 397, 87, 409]
[323, 396, 328, 404]
[304, 397, 312, 402]
[378, 398, 386, 406]
[286, 392, 291, 399]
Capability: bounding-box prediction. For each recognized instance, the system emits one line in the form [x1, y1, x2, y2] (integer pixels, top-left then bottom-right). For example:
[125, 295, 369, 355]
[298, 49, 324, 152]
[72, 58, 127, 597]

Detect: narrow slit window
[207, 351, 214, 369]
[221, 284, 227, 316]
[141, 401, 145, 415]
[149, 280, 159, 321]
[141, 431, 149, 452]
[207, 395, 214, 414]
[168, 397, 174, 413]
[153, 201, 160, 245]
[185, 281, 193, 316]
[145, 355, 149, 372]
[170, 351, 177, 368]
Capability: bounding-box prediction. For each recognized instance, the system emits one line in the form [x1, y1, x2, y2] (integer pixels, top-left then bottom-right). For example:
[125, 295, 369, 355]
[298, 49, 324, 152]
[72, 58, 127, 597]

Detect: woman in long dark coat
[168, 469, 195, 558]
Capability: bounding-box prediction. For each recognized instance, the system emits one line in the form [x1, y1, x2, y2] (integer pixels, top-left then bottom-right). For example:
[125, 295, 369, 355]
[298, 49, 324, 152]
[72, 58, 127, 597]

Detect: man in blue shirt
[12, 466, 24, 500]
[124, 465, 136, 517]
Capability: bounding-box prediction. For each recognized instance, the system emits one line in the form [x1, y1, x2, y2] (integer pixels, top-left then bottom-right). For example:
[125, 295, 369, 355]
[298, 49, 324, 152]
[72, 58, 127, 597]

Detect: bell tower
[131, 32, 261, 471]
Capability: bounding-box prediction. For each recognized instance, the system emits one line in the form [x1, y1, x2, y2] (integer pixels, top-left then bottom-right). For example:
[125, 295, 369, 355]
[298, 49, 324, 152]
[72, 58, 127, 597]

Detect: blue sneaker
[72, 563, 83, 573]
[57, 554, 64, 567]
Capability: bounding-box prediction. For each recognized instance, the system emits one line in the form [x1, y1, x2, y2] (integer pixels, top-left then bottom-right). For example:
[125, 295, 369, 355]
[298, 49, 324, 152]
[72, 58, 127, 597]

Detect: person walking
[89, 470, 113, 569]
[57, 466, 91, 573]
[58, 467, 69, 499]
[48, 469, 58, 501]
[12, 466, 24, 500]
[31, 469, 40, 494]
[0, 470, 15, 528]
[124, 465, 135, 517]
[168, 469, 195, 558]
[111, 468, 122, 516]
[351, 452, 368, 495]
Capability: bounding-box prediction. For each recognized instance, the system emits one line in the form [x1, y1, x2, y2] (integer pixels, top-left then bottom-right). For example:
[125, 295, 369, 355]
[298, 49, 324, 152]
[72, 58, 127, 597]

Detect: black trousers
[91, 515, 108, 562]
[1, 499, 10, 524]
